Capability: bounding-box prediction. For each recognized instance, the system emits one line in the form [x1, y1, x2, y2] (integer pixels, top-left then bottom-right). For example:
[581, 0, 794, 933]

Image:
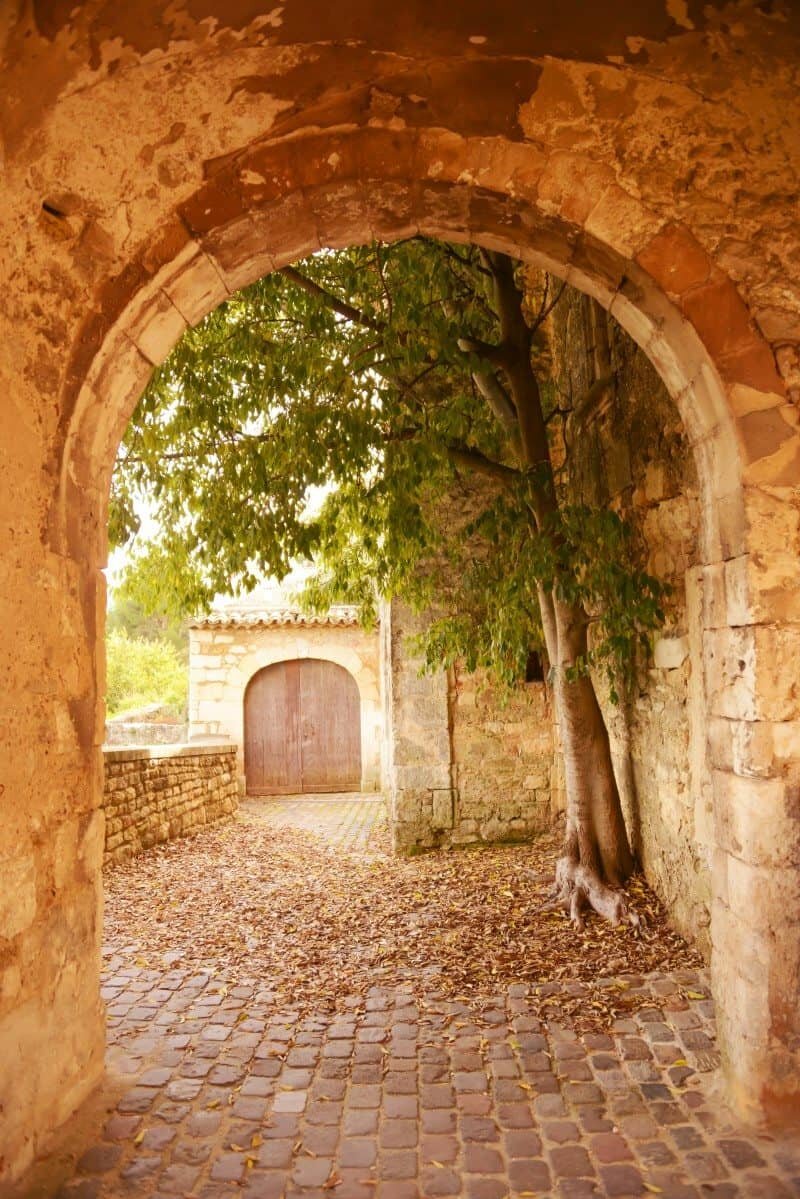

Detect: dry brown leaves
[103, 807, 704, 1030]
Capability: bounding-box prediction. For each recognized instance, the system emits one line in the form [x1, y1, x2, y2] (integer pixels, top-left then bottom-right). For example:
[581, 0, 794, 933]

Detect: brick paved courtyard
[11, 798, 800, 1199]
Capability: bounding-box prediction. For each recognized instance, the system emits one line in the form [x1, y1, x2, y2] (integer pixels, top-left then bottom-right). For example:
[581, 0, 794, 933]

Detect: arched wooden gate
[244, 659, 361, 795]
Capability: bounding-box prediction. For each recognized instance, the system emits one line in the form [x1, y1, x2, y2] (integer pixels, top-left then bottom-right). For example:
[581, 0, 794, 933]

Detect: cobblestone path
[11, 800, 800, 1199]
[247, 794, 388, 852]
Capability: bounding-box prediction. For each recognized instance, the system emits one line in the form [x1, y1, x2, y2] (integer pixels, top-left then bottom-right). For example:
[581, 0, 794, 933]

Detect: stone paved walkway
[11, 801, 800, 1199]
[248, 794, 387, 852]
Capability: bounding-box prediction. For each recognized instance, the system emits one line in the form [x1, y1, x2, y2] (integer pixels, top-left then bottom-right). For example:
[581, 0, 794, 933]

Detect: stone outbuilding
[189, 593, 383, 795]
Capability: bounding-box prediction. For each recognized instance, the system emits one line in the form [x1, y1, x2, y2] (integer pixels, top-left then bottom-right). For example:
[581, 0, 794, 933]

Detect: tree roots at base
[541, 854, 644, 934]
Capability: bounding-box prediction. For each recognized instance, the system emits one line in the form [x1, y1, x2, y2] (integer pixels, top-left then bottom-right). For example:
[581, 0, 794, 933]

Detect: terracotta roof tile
[189, 607, 361, 629]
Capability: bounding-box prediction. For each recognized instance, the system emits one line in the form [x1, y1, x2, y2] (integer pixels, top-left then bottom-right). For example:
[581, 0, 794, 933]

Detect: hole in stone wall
[525, 650, 544, 684]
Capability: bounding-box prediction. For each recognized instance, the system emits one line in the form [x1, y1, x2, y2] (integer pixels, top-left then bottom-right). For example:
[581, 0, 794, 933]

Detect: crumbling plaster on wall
[2, 3, 800, 418]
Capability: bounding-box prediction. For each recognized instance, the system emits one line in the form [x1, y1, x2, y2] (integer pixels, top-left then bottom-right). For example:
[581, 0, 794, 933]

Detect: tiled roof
[190, 607, 361, 629]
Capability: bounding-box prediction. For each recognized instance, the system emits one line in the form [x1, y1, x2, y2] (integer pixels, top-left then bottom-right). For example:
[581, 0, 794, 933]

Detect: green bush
[105, 628, 188, 718]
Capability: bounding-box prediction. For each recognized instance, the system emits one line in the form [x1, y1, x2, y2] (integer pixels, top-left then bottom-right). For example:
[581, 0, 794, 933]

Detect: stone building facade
[2, 3, 800, 1179]
[189, 599, 383, 793]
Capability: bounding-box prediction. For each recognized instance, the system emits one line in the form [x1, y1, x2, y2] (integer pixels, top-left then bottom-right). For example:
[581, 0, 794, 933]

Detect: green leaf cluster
[105, 628, 188, 718]
[113, 238, 666, 698]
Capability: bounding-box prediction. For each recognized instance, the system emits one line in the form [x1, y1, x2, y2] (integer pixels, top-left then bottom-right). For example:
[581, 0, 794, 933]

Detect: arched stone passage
[54, 153, 800, 1127]
[1, 4, 799, 1178]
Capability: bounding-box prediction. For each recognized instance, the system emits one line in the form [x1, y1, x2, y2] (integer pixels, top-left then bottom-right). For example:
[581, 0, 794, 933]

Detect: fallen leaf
[103, 811, 702, 1035]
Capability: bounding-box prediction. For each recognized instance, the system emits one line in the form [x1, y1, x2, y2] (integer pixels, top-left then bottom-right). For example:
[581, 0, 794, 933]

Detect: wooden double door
[244, 658, 362, 795]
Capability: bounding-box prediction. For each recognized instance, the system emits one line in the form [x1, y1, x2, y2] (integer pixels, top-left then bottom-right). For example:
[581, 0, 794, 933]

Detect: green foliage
[107, 591, 189, 659]
[112, 238, 667, 697]
[417, 498, 666, 698]
[105, 628, 188, 718]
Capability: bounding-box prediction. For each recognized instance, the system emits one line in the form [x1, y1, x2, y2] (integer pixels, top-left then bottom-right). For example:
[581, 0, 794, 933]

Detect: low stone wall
[104, 721, 189, 746]
[103, 743, 239, 865]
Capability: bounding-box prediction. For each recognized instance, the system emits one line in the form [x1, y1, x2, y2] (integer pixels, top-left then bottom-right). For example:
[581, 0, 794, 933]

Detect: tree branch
[481, 253, 551, 480]
[457, 335, 509, 369]
[279, 266, 385, 334]
[445, 442, 521, 488]
[530, 275, 568, 334]
[573, 374, 615, 418]
[471, 370, 521, 445]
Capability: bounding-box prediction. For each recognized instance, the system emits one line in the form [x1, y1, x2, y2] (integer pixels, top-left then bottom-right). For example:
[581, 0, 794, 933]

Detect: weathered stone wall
[383, 601, 559, 851]
[104, 721, 189, 746]
[102, 743, 238, 865]
[549, 289, 711, 950]
[382, 601, 456, 852]
[449, 665, 558, 844]
[189, 620, 382, 792]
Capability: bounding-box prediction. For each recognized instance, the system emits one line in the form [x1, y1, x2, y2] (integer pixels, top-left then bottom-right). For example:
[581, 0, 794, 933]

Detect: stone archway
[1, 3, 799, 1179]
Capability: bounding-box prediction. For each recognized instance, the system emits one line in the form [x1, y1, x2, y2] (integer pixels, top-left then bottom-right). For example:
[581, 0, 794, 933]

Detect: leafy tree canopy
[112, 238, 665, 696]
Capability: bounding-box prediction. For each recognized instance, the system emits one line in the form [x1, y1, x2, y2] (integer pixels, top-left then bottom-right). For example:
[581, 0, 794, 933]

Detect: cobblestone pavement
[247, 794, 387, 852]
[13, 801, 800, 1199]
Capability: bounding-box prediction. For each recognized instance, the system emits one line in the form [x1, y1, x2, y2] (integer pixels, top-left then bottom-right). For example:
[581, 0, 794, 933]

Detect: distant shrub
[106, 628, 187, 718]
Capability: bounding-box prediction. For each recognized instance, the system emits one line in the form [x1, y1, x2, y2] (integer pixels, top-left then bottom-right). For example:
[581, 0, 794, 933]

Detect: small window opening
[525, 650, 544, 684]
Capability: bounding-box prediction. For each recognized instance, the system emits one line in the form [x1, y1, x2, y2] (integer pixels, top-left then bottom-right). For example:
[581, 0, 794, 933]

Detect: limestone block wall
[102, 743, 238, 865]
[449, 665, 559, 844]
[382, 602, 559, 851]
[382, 601, 456, 852]
[189, 620, 382, 792]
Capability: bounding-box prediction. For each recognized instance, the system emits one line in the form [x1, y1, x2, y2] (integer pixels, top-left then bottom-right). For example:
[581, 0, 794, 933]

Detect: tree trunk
[475, 250, 640, 929]
[539, 587, 638, 929]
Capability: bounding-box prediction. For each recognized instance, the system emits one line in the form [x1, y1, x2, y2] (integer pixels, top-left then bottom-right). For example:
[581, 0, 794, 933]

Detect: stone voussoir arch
[240, 646, 378, 705]
[51, 123, 799, 1124]
[54, 127, 794, 573]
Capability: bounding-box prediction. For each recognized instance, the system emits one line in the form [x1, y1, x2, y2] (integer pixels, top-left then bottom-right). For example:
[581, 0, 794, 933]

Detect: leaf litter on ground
[103, 802, 704, 1032]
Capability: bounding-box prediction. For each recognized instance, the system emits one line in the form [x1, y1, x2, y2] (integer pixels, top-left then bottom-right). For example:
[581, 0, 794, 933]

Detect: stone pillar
[0, 530, 106, 1179]
[704, 486, 800, 1126]
[381, 601, 456, 851]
